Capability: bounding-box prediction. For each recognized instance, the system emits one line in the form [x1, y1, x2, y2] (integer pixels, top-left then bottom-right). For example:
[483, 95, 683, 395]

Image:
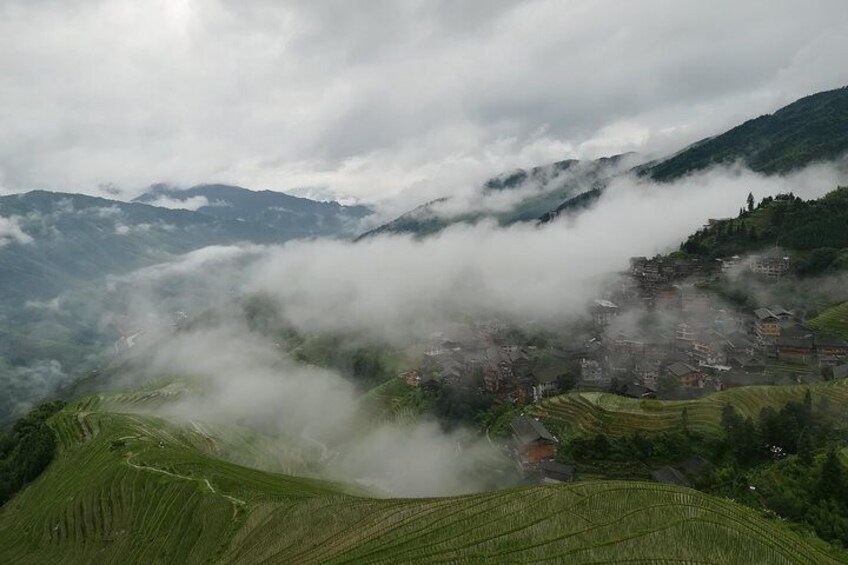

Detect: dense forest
[0, 400, 65, 507]
[680, 187, 848, 274]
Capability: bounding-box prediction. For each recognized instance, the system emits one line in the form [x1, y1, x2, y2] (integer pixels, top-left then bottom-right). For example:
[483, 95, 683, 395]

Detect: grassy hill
[535, 378, 848, 438]
[809, 302, 848, 341]
[0, 386, 842, 563]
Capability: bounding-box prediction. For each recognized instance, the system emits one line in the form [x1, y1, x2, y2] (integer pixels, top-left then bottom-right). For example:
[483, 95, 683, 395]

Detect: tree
[822, 365, 835, 381]
[797, 429, 814, 465]
[721, 404, 741, 433]
[818, 450, 846, 503]
[556, 372, 578, 393]
[747, 192, 755, 212]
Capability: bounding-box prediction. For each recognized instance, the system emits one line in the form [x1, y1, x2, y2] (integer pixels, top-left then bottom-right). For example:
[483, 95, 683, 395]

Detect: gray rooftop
[511, 415, 556, 446]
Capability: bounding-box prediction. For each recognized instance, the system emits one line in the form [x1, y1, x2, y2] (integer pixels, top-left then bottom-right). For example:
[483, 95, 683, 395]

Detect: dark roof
[729, 354, 764, 369]
[678, 456, 709, 476]
[533, 364, 564, 384]
[650, 466, 690, 487]
[622, 383, 656, 398]
[776, 335, 814, 349]
[799, 372, 824, 385]
[539, 461, 574, 482]
[817, 340, 848, 349]
[511, 415, 556, 446]
[668, 362, 696, 377]
[769, 305, 794, 319]
[754, 308, 777, 321]
[727, 334, 754, 349]
[779, 322, 808, 335]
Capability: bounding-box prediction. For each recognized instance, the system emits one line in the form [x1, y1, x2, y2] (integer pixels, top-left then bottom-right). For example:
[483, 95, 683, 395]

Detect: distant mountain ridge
[372, 85, 848, 234]
[0, 186, 374, 420]
[135, 183, 372, 238]
[0, 188, 366, 306]
[358, 153, 638, 239]
[642, 85, 848, 181]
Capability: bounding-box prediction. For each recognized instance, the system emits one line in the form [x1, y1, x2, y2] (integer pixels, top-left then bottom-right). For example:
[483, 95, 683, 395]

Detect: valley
[1, 73, 848, 563]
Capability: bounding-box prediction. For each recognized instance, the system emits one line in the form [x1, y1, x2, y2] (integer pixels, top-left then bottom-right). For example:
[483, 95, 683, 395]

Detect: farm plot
[535, 378, 848, 437]
[0, 387, 843, 564]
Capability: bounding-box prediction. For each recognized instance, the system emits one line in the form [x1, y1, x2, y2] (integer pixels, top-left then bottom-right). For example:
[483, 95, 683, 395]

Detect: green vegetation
[809, 302, 848, 341]
[288, 333, 405, 390]
[535, 378, 848, 438]
[0, 386, 840, 563]
[361, 154, 629, 238]
[0, 400, 65, 506]
[363, 378, 427, 425]
[680, 188, 848, 274]
[645, 85, 848, 181]
[752, 451, 848, 548]
[555, 390, 848, 549]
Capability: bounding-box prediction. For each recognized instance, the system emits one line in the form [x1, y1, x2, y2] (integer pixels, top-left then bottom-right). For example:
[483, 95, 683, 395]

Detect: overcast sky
[1, 0, 846, 207]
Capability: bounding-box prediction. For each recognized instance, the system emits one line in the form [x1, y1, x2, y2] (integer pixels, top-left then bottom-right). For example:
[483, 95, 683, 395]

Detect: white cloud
[114, 221, 174, 235]
[0, 0, 844, 209]
[0, 215, 33, 246]
[145, 195, 211, 211]
[103, 163, 846, 496]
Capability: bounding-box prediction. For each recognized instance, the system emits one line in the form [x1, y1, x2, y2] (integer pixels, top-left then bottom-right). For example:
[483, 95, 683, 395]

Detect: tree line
[0, 400, 65, 507]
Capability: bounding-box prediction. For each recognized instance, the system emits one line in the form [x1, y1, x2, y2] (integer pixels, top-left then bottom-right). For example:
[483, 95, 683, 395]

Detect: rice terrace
[0, 386, 842, 564]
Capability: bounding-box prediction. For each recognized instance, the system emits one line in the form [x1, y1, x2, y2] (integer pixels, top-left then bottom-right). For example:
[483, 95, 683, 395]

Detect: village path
[125, 451, 247, 511]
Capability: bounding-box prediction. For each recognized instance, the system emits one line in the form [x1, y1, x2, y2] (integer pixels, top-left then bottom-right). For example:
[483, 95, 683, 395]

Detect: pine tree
[747, 192, 755, 212]
[798, 429, 814, 465]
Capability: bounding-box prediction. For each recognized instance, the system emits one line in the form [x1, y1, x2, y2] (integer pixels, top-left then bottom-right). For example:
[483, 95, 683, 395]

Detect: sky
[1, 0, 847, 209]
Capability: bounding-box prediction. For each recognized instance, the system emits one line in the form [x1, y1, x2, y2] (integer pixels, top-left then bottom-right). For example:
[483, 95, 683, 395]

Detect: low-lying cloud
[0, 215, 33, 246]
[92, 162, 847, 496]
[144, 195, 211, 211]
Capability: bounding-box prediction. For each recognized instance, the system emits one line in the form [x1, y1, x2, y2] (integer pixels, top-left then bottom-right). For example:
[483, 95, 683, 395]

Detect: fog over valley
[3, 4, 848, 561]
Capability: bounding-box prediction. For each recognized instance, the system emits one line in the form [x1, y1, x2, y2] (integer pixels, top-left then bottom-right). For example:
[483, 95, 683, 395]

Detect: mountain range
[372, 85, 848, 235]
[0, 186, 372, 307]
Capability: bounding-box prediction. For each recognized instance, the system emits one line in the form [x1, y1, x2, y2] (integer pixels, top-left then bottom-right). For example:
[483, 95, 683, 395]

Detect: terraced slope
[535, 378, 848, 437]
[809, 302, 848, 341]
[0, 390, 842, 564]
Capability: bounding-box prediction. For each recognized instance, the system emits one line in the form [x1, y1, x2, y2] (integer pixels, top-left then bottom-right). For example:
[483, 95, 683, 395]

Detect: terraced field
[0, 387, 843, 564]
[535, 378, 848, 438]
[809, 301, 848, 341]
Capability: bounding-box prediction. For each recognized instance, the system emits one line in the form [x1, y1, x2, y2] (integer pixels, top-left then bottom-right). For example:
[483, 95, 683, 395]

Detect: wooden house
[511, 415, 557, 465]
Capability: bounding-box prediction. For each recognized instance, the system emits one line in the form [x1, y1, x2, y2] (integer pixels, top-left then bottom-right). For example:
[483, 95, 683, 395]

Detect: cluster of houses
[629, 251, 793, 307]
[718, 254, 791, 279]
[579, 262, 848, 398]
[402, 324, 577, 406]
[628, 256, 711, 302]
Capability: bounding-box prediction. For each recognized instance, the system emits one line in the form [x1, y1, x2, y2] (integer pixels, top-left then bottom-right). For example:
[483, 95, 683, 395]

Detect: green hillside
[645, 85, 848, 181]
[358, 154, 632, 239]
[543, 86, 848, 224]
[809, 302, 848, 341]
[0, 387, 840, 563]
[678, 187, 848, 275]
[535, 378, 848, 438]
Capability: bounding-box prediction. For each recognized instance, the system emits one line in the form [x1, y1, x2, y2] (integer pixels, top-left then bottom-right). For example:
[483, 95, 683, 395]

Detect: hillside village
[389, 241, 848, 484]
[400, 248, 847, 412]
